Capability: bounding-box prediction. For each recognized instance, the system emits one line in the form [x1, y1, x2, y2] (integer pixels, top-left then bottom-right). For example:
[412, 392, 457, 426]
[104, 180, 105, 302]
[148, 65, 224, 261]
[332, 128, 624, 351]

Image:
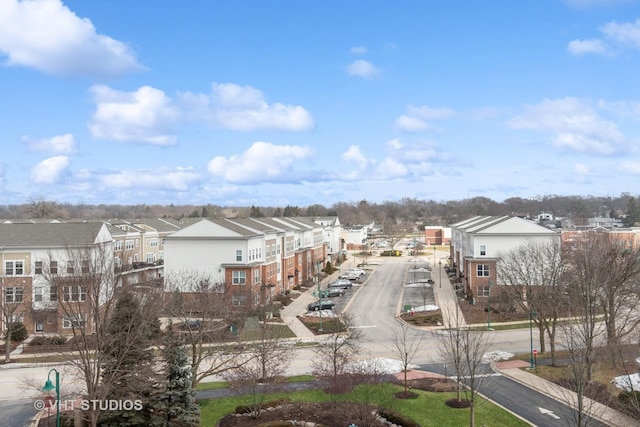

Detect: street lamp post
[529, 311, 537, 369]
[317, 260, 324, 333]
[438, 259, 442, 288]
[42, 368, 60, 427]
[487, 280, 493, 330]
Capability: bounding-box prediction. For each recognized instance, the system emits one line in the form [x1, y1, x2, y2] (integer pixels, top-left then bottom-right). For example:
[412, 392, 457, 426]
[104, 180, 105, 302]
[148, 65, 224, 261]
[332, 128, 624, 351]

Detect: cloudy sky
[1, 0, 640, 207]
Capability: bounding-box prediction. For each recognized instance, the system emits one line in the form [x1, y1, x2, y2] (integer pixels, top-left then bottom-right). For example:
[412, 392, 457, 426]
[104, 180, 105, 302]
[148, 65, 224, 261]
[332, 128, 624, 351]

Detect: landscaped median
[197, 378, 530, 426]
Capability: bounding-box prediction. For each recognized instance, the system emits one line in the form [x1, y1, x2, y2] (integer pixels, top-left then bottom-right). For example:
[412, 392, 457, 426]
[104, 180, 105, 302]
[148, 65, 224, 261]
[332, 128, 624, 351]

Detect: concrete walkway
[430, 251, 467, 329]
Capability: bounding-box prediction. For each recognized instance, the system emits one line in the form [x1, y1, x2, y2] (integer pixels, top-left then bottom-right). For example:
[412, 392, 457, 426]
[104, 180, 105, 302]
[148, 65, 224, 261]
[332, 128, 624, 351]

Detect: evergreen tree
[157, 325, 200, 427]
[273, 207, 283, 217]
[249, 205, 265, 217]
[100, 291, 161, 427]
[283, 205, 300, 217]
[624, 197, 640, 227]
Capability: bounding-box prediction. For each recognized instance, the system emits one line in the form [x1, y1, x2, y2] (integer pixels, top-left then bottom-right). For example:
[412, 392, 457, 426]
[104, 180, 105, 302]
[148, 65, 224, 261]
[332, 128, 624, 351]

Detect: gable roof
[0, 222, 109, 248]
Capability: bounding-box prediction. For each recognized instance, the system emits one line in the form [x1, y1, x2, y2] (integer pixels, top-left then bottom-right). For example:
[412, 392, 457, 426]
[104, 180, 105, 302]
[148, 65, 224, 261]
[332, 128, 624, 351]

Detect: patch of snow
[406, 304, 439, 312]
[482, 351, 515, 363]
[613, 373, 640, 392]
[348, 357, 419, 374]
[304, 310, 338, 318]
[405, 282, 431, 288]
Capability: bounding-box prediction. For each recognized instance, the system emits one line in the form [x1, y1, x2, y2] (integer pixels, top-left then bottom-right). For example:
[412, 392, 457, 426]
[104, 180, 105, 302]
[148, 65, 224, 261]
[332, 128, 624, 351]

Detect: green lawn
[199, 383, 530, 427]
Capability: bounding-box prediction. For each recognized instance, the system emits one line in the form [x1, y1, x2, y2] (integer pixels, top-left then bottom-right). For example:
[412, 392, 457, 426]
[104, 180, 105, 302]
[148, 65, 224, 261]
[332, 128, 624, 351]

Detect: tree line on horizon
[2, 193, 640, 227]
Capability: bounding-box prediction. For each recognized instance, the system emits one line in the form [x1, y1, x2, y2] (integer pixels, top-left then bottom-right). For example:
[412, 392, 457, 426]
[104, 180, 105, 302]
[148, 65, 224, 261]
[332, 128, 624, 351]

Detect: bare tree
[247, 305, 296, 382]
[437, 309, 492, 427]
[165, 270, 250, 388]
[497, 239, 567, 365]
[312, 313, 363, 394]
[388, 322, 423, 393]
[41, 244, 157, 427]
[1, 281, 30, 362]
[25, 196, 57, 219]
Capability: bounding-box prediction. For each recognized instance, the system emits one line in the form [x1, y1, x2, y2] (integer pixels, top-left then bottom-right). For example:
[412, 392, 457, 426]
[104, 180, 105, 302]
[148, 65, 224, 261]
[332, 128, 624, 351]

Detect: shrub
[618, 389, 640, 410]
[235, 398, 291, 414]
[6, 322, 28, 342]
[31, 336, 67, 346]
[378, 407, 421, 427]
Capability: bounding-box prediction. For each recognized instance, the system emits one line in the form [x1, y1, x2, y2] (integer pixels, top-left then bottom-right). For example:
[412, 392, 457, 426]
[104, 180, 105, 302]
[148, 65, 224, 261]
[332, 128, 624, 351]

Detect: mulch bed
[217, 402, 387, 427]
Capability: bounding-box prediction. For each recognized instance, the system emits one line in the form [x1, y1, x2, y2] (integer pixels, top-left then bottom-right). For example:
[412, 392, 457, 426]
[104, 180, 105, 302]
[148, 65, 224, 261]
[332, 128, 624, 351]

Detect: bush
[378, 407, 421, 427]
[5, 322, 28, 342]
[235, 398, 291, 414]
[31, 336, 67, 346]
[618, 389, 640, 411]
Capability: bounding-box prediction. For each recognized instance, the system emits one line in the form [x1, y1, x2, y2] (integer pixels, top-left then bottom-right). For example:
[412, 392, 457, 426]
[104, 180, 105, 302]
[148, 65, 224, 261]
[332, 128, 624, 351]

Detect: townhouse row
[0, 216, 342, 336]
[449, 215, 640, 301]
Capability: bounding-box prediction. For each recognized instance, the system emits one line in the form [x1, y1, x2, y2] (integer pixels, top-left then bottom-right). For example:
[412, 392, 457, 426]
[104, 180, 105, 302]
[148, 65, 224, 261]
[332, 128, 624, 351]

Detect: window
[34, 286, 43, 302]
[146, 253, 155, 263]
[150, 238, 158, 247]
[35, 261, 43, 275]
[114, 240, 123, 251]
[480, 245, 486, 256]
[81, 259, 90, 274]
[63, 285, 87, 302]
[232, 271, 246, 285]
[50, 286, 58, 302]
[232, 295, 246, 307]
[477, 264, 490, 277]
[478, 285, 491, 297]
[5, 287, 24, 303]
[125, 240, 134, 250]
[236, 250, 242, 262]
[63, 313, 86, 329]
[50, 261, 58, 275]
[4, 261, 24, 275]
[66, 261, 75, 274]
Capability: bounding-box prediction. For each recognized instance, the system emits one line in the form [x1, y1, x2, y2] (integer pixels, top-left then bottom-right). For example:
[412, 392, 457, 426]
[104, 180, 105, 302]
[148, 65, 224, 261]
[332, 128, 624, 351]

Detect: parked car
[307, 300, 336, 311]
[326, 288, 345, 297]
[346, 268, 365, 276]
[329, 279, 353, 289]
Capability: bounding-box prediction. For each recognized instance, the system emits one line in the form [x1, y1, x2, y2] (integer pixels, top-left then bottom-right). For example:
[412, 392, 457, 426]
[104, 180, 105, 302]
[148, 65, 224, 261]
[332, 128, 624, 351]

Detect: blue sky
[2, 0, 640, 207]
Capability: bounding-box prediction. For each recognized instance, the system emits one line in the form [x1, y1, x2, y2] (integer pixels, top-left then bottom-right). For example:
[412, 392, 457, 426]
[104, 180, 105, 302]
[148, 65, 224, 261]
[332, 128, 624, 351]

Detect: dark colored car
[307, 300, 336, 311]
[326, 288, 345, 297]
[328, 279, 353, 289]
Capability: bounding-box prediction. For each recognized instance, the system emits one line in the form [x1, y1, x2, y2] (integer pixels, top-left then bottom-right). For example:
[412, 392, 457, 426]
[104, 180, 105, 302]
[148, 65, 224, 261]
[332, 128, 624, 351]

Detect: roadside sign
[533, 349, 538, 356]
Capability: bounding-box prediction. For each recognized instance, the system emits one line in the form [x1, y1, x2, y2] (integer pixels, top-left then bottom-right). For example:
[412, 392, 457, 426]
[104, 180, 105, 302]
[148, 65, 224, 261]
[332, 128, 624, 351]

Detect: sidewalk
[494, 360, 638, 427]
[430, 252, 466, 329]
[279, 268, 345, 341]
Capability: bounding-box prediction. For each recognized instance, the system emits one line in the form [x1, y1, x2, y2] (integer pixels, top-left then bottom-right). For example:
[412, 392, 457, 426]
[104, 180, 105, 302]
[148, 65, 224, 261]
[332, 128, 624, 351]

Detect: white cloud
[567, 38, 608, 55]
[180, 82, 314, 131]
[347, 59, 381, 79]
[621, 161, 640, 174]
[30, 155, 70, 184]
[507, 97, 625, 155]
[0, 0, 142, 77]
[395, 105, 454, 132]
[387, 138, 404, 150]
[102, 167, 200, 191]
[350, 46, 368, 55]
[207, 141, 313, 183]
[342, 145, 369, 170]
[89, 85, 178, 145]
[395, 115, 431, 132]
[601, 19, 640, 48]
[22, 133, 76, 153]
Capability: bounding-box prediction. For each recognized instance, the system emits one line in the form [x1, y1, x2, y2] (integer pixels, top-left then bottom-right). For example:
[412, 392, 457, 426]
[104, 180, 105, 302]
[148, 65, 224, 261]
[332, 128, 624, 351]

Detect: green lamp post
[42, 368, 61, 427]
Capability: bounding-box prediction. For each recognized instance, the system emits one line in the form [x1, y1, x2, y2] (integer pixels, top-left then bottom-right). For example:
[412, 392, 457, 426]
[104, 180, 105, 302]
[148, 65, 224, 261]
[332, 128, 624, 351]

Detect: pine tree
[100, 291, 161, 427]
[159, 325, 200, 427]
[624, 197, 640, 227]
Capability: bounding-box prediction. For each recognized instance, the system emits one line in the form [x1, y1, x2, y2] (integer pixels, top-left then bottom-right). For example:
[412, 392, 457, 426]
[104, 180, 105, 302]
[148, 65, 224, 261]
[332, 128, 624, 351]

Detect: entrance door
[35, 317, 44, 332]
